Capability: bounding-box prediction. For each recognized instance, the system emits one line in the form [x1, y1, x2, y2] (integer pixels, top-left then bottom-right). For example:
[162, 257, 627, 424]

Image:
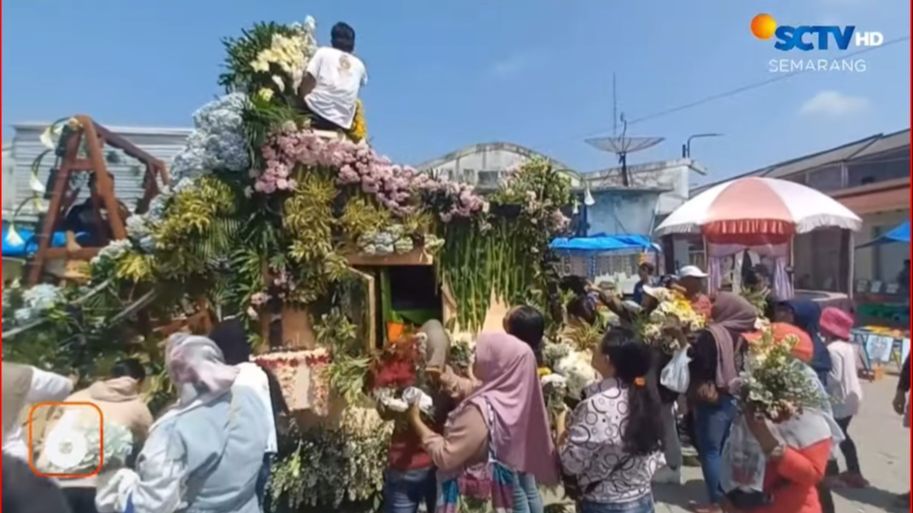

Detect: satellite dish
[586, 93, 664, 186]
[585, 131, 664, 186]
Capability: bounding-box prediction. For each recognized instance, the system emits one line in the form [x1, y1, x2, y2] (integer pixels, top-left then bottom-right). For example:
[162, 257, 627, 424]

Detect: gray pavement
[544, 375, 910, 513]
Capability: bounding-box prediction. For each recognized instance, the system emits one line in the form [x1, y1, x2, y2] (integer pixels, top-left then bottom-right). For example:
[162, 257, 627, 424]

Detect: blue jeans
[383, 467, 437, 513]
[579, 494, 654, 513]
[694, 395, 738, 504]
[511, 472, 544, 513]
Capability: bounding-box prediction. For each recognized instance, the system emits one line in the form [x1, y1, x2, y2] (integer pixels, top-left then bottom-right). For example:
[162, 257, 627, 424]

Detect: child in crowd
[819, 307, 868, 488]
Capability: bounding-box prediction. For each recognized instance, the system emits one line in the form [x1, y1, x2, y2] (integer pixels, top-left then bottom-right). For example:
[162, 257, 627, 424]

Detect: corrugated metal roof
[691, 128, 910, 195]
[415, 141, 575, 172]
[12, 122, 192, 137]
[7, 123, 191, 223]
[850, 129, 911, 160]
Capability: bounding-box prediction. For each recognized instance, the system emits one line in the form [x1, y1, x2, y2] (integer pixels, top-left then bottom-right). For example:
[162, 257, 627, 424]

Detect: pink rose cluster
[255, 127, 488, 221]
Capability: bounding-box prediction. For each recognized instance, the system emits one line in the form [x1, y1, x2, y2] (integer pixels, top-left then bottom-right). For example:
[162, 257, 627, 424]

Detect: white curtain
[707, 241, 793, 300]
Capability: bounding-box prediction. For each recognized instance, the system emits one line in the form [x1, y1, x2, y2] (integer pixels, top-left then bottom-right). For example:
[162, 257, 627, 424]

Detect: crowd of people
[2, 264, 909, 513]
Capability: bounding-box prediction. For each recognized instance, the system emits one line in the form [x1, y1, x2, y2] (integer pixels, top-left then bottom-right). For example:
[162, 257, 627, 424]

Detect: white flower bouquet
[544, 341, 597, 402]
[639, 287, 706, 353]
[734, 326, 827, 423]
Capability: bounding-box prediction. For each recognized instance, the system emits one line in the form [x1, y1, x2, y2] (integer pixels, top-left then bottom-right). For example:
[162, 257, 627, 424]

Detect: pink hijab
[454, 333, 559, 485]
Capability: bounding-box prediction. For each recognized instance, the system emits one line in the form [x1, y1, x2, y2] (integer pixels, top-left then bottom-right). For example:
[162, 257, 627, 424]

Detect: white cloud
[799, 90, 871, 117]
[488, 54, 531, 79]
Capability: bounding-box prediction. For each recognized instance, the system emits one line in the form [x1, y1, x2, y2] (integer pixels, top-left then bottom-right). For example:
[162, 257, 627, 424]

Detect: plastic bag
[720, 415, 766, 494]
[660, 348, 691, 394]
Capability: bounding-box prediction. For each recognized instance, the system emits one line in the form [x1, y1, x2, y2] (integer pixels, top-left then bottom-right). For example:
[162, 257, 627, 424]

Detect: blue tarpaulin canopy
[856, 221, 910, 249]
[550, 233, 659, 253]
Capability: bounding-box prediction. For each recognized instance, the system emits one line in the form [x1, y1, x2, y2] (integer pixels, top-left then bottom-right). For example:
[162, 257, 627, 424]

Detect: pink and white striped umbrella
[655, 176, 861, 243]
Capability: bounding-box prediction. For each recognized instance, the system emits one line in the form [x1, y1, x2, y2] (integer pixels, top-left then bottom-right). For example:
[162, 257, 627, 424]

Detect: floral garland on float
[4, 14, 574, 513]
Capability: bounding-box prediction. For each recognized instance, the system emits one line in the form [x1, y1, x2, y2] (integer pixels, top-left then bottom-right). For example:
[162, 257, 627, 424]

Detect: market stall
[855, 217, 910, 332]
[550, 233, 660, 293]
[655, 176, 862, 301]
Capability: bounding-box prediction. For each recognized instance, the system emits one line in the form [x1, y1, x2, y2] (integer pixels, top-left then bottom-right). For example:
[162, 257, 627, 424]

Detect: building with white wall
[415, 141, 581, 189]
[5, 122, 192, 223]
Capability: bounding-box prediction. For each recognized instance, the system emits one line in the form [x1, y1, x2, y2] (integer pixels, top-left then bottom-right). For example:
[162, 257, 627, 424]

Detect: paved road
[545, 375, 910, 513]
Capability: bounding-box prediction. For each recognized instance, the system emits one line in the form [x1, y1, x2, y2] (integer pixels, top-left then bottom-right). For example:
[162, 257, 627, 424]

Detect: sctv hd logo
[751, 13, 884, 50]
[752, 14, 881, 73]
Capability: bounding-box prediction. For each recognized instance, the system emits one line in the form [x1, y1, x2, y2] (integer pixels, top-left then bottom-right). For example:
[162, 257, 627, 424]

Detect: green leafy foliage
[269, 409, 392, 513]
[153, 177, 239, 278]
[437, 159, 572, 331]
[339, 196, 391, 244]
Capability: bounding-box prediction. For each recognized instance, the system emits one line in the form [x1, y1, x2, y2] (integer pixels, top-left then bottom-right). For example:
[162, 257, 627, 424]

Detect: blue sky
[2, 1, 909, 184]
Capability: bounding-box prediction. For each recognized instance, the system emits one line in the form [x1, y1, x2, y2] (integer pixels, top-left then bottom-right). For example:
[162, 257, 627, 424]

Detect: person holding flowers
[722, 324, 838, 513]
[774, 300, 831, 387]
[380, 320, 455, 513]
[688, 293, 758, 513]
[557, 327, 664, 513]
[407, 333, 559, 513]
[677, 265, 712, 321]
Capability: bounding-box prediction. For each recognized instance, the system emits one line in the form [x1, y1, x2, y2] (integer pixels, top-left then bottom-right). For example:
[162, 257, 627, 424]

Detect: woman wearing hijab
[382, 320, 454, 513]
[773, 300, 836, 513]
[723, 323, 838, 513]
[95, 333, 268, 513]
[775, 300, 832, 387]
[557, 327, 664, 513]
[407, 333, 559, 513]
[503, 306, 549, 513]
[209, 318, 289, 508]
[688, 293, 758, 513]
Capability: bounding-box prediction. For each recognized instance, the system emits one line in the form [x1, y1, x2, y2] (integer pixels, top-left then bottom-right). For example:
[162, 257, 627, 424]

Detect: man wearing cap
[678, 265, 712, 320]
[819, 307, 868, 488]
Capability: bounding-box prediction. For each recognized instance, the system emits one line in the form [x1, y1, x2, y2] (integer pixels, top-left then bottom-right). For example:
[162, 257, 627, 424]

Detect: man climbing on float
[298, 22, 367, 132]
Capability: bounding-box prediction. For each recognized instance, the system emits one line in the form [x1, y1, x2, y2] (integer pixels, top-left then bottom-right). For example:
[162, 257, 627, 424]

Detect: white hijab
[154, 333, 239, 429]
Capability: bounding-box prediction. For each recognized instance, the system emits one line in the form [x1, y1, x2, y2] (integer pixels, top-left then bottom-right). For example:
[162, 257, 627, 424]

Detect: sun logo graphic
[751, 13, 778, 40]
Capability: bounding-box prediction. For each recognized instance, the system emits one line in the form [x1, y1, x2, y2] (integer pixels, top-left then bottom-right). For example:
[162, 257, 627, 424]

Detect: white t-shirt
[304, 46, 367, 129]
[234, 362, 277, 454]
[826, 340, 864, 419]
[3, 367, 73, 461]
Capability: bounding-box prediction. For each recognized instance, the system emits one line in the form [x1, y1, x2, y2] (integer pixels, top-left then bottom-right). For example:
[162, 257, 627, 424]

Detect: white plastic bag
[660, 348, 691, 394]
[720, 415, 766, 494]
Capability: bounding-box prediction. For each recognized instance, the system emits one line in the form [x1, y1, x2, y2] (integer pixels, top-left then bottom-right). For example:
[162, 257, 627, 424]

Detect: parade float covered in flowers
[3, 14, 573, 513]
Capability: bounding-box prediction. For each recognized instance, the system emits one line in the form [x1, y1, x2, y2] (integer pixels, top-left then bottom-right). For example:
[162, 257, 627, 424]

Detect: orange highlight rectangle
[27, 401, 105, 479]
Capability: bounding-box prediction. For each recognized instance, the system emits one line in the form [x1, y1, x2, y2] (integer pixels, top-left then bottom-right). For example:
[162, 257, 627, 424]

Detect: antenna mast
[612, 73, 617, 136]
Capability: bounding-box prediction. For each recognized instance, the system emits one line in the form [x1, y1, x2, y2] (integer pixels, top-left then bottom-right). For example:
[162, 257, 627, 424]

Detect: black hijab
[210, 318, 290, 418]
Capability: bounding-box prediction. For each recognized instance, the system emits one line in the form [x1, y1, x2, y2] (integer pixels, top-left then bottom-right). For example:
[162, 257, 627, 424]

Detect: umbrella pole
[847, 231, 855, 300]
[790, 237, 795, 293]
